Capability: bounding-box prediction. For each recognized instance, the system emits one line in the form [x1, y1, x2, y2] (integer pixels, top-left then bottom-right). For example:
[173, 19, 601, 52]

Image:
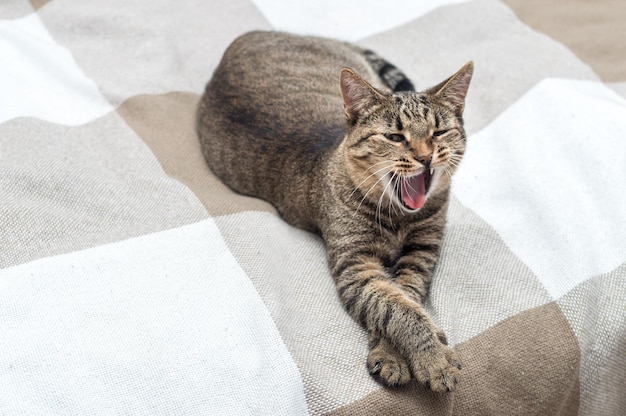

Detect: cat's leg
[367, 333, 412, 386]
[330, 253, 461, 392]
[388, 218, 462, 389]
[393, 225, 455, 351]
[394, 263, 453, 350]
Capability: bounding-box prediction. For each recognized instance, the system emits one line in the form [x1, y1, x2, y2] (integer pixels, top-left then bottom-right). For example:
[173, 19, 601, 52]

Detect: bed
[1, 0, 625, 414]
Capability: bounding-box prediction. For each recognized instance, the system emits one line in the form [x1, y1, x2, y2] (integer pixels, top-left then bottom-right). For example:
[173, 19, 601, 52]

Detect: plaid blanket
[2, 1, 625, 414]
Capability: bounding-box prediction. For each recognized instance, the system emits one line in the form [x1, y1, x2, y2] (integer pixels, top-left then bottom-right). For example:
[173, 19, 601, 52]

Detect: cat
[196, 31, 473, 392]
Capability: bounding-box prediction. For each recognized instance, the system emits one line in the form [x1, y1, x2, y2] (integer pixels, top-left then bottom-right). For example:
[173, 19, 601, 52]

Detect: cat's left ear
[428, 61, 474, 115]
[340, 68, 385, 122]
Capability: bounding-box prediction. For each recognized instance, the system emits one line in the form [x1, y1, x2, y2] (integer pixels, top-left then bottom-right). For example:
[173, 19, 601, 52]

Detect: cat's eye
[432, 130, 448, 138]
[384, 133, 405, 143]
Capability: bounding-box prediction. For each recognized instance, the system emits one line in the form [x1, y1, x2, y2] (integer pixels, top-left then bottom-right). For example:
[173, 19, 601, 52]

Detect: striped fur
[197, 31, 473, 391]
[362, 49, 415, 92]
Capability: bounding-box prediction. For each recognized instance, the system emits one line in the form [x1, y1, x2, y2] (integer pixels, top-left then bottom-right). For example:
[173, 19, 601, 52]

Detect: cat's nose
[417, 154, 432, 167]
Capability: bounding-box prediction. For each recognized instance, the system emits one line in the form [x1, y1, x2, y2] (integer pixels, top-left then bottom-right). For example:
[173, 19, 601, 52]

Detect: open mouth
[397, 169, 434, 211]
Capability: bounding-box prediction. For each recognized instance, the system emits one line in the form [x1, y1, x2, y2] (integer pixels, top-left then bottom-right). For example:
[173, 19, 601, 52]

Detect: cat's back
[196, 31, 379, 200]
[202, 31, 376, 129]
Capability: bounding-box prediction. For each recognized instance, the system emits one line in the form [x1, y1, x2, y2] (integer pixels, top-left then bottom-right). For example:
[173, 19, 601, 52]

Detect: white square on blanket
[0, 220, 308, 415]
[453, 78, 626, 299]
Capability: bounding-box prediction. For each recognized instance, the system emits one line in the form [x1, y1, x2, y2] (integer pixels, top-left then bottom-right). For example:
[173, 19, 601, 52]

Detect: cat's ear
[428, 61, 474, 115]
[340, 68, 385, 122]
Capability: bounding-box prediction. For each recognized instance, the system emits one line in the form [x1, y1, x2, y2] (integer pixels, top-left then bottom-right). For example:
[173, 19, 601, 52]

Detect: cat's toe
[367, 350, 412, 387]
[411, 344, 461, 392]
[445, 346, 462, 370]
[428, 363, 460, 393]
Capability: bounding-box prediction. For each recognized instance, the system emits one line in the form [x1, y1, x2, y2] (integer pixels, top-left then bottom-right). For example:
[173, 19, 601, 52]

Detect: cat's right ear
[340, 68, 384, 122]
[427, 61, 474, 116]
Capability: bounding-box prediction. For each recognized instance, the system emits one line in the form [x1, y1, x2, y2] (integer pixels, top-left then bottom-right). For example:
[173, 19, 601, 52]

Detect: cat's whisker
[443, 159, 461, 178]
[359, 160, 397, 178]
[363, 179, 388, 230]
[363, 160, 397, 173]
[447, 156, 463, 171]
[445, 160, 459, 171]
[446, 152, 462, 164]
[389, 173, 402, 220]
[377, 171, 397, 232]
[355, 165, 394, 201]
[403, 175, 418, 194]
[376, 185, 385, 233]
[387, 172, 407, 219]
[352, 168, 393, 220]
[348, 162, 396, 201]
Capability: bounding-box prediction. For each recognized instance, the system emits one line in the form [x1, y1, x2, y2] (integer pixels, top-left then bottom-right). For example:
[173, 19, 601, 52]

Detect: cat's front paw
[367, 338, 412, 387]
[411, 343, 461, 392]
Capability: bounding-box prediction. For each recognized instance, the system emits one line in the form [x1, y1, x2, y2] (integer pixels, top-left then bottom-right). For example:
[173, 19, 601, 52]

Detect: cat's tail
[362, 49, 415, 92]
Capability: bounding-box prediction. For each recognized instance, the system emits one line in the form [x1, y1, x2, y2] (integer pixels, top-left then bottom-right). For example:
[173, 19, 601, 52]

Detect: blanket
[1, 0, 625, 414]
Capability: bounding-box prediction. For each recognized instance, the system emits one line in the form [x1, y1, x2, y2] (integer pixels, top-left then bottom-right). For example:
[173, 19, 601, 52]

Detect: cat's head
[339, 62, 473, 213]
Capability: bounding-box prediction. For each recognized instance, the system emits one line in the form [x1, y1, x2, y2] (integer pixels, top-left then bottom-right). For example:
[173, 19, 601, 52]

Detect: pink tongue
[401, 173, 426, 209]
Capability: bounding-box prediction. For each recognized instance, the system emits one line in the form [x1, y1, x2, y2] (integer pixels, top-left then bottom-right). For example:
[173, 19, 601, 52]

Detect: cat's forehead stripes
[397, 95, 431, 120]
[394, 95, 437, 137]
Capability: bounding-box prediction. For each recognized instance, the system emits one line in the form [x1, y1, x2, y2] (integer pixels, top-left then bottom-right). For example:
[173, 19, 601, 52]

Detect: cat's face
[340, 63, 473, 214]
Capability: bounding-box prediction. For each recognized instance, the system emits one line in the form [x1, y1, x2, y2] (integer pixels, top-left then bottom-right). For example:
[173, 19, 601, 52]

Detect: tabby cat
[196, 31, 473, 392]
